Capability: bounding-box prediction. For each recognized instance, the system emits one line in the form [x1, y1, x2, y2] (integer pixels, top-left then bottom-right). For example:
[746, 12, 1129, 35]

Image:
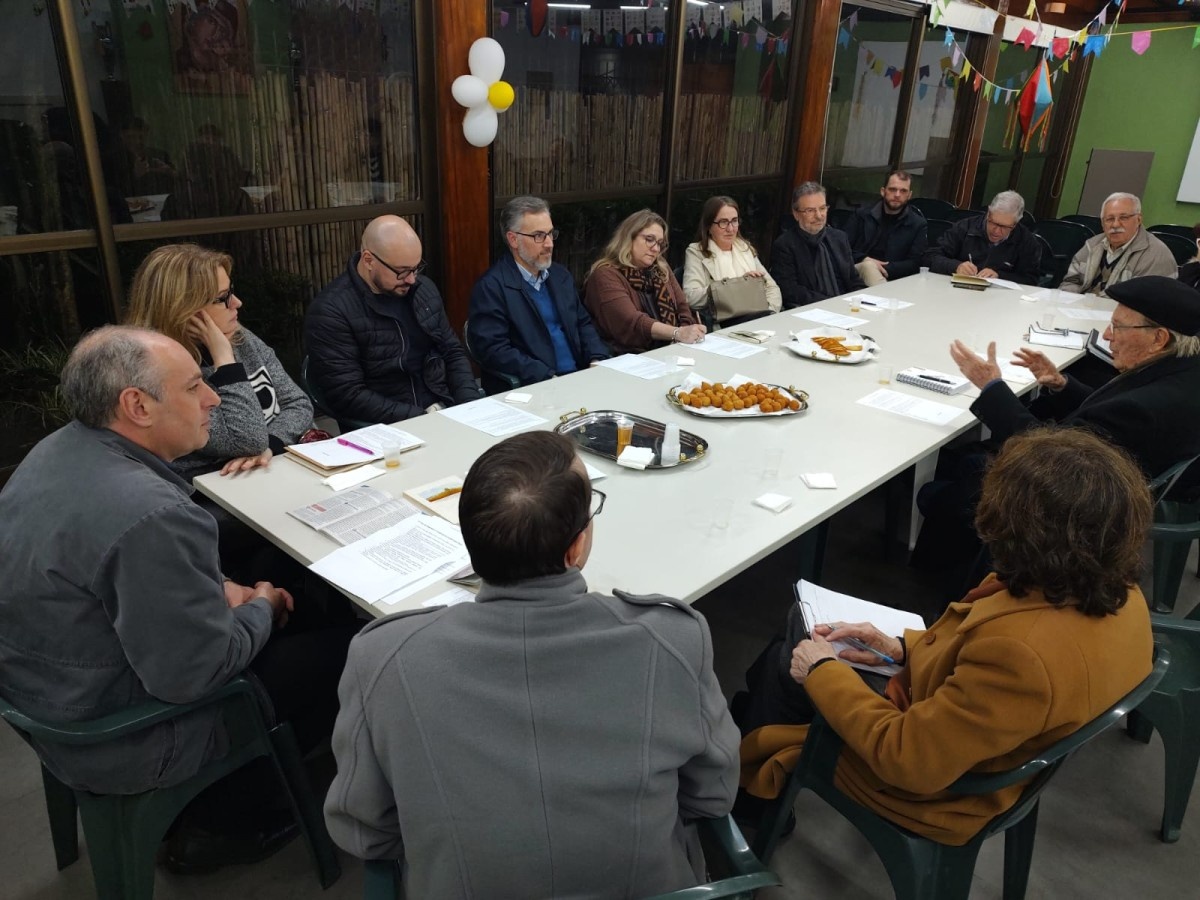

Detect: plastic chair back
[462, 318, 520, 396]
[1033, 232, 1062, 286]
[828, 207, 853, 231]
[1061, 214, 1102, 234]
[1146, 224, 1195, 241]
[925, 218, 954, 247]
[910, 197, 956, 220]
[300, 354, 373, 432]
[1034, 219, 1092, 261]
[1148, 230, 1198, 266]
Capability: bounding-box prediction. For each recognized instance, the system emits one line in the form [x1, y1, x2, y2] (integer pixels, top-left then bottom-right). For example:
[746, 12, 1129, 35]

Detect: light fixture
[547, 3, 591, 8]
[1046, 1, 1066, 11]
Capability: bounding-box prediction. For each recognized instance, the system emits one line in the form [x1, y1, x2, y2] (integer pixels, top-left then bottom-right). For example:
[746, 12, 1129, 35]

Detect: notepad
[795, 579, 924, 677]
[895, 367, 970, 395]
[951, 273, 989, 291]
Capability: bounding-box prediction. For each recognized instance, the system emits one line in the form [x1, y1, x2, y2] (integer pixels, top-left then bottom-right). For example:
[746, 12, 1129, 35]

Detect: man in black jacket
[926, 190, 1041, 285]
[305, 216, 483, 426]
[770, 181, 865, 308]
[842, 170, 928, 287]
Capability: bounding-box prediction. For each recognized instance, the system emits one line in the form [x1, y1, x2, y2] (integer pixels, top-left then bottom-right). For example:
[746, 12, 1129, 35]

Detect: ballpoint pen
[844, 637, 896, 665]
[918, 374, 953, 384]
[336, 437, 374, 455]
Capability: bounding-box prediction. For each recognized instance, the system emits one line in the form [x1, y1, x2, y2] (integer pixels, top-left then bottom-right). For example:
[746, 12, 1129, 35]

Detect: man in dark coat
[770, 181, 865, 308]
[304, 216, 483, 426]
[467, 196, 609, 393]
[842, 170, 928, 286]
[926, 190, 1042, 285]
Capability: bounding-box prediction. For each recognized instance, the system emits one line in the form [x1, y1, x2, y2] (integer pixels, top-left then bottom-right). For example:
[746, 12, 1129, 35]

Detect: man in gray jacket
[0, 326, 354, 873]
[325, 431, 740, 898]
[1060, 192, 1178, 296]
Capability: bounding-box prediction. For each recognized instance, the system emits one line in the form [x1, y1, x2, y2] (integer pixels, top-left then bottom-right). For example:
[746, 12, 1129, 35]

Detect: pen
[337, 438, 374, 455]
[858, 299, 878, 307]
[918, 374, 953, 384]
[428, 486, 463, 502]
[844, 637, 896, 665]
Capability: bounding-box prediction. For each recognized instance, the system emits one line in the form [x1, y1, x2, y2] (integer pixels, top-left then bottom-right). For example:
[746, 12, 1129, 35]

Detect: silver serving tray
[555, 409, 707, 468]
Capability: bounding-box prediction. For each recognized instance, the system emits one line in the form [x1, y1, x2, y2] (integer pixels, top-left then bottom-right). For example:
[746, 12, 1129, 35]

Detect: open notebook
[795, 579, 925, 677]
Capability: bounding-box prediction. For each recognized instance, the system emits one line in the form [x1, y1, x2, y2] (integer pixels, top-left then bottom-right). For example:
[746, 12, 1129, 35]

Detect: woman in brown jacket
[740, 427, 1154, 846]
[583, 209, 706, 354]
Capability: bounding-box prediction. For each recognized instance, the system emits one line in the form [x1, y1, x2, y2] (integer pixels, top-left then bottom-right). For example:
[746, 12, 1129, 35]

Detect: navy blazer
[468, 255, 610, 389]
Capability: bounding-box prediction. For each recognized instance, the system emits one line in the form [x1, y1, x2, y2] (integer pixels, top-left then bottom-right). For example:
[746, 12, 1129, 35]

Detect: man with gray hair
[1060, 192, 1177, 296]
[771, 181, 865, 307]
[0, 326, 356, 873]
[467, 195, 609, 391]
[927, 190, 1042, 285]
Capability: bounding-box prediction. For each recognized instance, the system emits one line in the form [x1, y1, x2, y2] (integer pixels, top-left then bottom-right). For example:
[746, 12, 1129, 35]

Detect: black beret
[1108, 276, 1200, 336]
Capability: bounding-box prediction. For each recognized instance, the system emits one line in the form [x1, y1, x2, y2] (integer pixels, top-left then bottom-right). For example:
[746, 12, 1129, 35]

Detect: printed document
[438, 397, 548, 437]
[597, 354, 680, 380]
[856, 388, 964, 426]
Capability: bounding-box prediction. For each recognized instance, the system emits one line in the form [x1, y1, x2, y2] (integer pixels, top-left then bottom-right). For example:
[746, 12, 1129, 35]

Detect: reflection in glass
[898, 25, 967, 201]
[0, 8, 101, 235]
[492, 5, 670, 195]
[972, 45, 1047, 206]
[824, 5, 911, 172]
[73, 1, 419, 223]
[676, 1, 793, 181]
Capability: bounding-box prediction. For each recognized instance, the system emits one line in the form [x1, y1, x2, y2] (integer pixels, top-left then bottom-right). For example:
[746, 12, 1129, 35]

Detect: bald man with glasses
[305, 215, 483, 426]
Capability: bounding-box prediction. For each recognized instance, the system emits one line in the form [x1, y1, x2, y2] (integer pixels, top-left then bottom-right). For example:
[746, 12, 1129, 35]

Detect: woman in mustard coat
[740, 427, 1154, 846]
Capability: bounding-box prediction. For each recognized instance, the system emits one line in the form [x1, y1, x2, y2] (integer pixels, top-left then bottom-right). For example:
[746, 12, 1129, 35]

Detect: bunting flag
[1007, 58, 1054, 152]
[1083, 34, 1106, 57]
[1050, 36, 1070, 58]
[838, 27, 850, 48]
[1194, 26, 1200, 49]
[1014, 27, 1036, 50]
[1131, 31, 1151, 55]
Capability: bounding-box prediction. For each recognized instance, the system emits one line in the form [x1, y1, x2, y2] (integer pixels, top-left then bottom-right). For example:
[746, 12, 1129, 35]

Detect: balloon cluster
[451, 38, 514, 148]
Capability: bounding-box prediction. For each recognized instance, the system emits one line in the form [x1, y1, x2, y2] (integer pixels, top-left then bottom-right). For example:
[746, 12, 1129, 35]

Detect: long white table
[196, 276, 1107, 616]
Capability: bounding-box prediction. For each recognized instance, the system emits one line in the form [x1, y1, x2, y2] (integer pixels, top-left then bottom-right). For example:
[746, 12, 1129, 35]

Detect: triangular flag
[919, 83, 929, 100]
[962, 58, 972, 80]
[890, 68, 904, 88]
[1084, 34, 1105, 57]
[1131, 31, 1151, 55]
[952, 45, 962, 67]
[983, 82, 993, 99]
[973, 71, 982, 91]
[1050, 36, 1070, 58]
[1025, 0, 1036, 14]
[1063, 54, 1070, 72]
[1098, 6, 1107, 25]
[945, 28, 955, 49]
[931, 0, 944, 27]
[994, 85, 1003, 105]
[838, 27, 851, 48]
[1015, 27, 1036, 50]
[940, 55, 952, 70]
[848, 10, 859, 30]
[919, 64, 930, 79]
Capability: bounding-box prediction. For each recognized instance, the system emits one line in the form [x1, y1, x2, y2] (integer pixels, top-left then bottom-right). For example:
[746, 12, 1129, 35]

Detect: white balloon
[451, 74, 488, 109]
[468, 37, 506, 84]
[462, 105, 498, 148]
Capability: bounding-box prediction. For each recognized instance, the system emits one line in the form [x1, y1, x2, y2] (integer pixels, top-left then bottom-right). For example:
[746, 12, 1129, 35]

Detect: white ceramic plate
[783, 327, 879, 364]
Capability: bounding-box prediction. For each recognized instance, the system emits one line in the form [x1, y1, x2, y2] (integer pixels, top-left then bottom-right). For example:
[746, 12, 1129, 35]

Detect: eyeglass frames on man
[370, 252, 427, 281]
[212, 284, 235, 307]
[1108, 321, 1160, 331]
[512, 228, 560, 244]
[568, 488, 606, 549]
[985, 216, 1018, 233]
[1101, 213, 1140, 227]
[795, 205, 829, 217]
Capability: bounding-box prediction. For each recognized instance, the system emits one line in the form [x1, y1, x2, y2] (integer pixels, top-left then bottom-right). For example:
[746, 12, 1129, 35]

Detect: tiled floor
[4, 486, 1199, 899]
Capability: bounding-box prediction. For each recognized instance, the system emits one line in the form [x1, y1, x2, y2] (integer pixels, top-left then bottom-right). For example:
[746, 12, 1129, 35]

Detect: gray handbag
[708, 274, 769, 323]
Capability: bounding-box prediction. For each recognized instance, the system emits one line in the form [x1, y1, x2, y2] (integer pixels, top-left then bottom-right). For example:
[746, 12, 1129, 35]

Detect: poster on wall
[1178, 116, 1200, 205]
[169, 0, 253, 95]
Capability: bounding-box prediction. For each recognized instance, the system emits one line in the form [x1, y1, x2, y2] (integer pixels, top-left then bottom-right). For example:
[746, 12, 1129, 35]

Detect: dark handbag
[708, 274, 769, 323]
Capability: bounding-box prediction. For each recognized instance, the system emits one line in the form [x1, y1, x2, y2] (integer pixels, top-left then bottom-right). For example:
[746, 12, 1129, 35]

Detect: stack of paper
[795, 579, 924, 677]
[286, 424, 424, 474]
[288, 486, 421, 546]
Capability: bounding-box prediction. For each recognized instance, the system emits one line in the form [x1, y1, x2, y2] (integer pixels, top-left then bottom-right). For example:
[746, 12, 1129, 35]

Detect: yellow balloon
[488, 80, 515, 112]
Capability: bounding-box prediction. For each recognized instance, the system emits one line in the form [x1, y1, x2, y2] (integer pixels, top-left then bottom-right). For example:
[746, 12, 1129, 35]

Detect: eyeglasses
[1108, 321, 1160, 331]
[986, 216, 1017, 233]
[370, 252, 427, 281]
[638, 234, 668, 251]
[1101, 213, 1140, 227]
[587, 488, 606, 522]
[212, 284, 235, 307]
[512, 228, 560, 244]
[795, 205, 829, 217]
[712, 217, 740, 230]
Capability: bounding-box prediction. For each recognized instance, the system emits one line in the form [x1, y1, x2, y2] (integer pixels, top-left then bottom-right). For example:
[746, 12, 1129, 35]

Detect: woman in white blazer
[682, 195, 782, 316]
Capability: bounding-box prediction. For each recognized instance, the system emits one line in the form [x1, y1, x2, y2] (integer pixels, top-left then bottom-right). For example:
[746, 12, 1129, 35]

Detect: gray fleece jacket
[172, 327, 314, 481]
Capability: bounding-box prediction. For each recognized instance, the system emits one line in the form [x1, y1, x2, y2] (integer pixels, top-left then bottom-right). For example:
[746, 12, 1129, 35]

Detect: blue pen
[844, 637, 896, 665]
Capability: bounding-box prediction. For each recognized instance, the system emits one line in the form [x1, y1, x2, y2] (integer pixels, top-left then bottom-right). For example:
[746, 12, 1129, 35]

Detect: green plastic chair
[1146, 224, 1196, 242]
[0, 676, 340, 900]
[1128, 615, 1200, 842]
[1147, 454, 1200, 614]
[1033, 220, 1092, 269]
[1147, 230, 1198, 267]
[752, 647, 1169, 900]
[361, 814, 781, 900]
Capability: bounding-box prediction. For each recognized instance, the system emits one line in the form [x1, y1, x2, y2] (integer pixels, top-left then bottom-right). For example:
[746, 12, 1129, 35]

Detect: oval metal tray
[666, 382, 809, 418]
[554, 409, 707, 468]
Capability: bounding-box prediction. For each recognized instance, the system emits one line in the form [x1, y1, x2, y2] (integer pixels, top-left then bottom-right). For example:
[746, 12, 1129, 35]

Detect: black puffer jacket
[841, 202, 928, 280]
[305, 254, 482, 424]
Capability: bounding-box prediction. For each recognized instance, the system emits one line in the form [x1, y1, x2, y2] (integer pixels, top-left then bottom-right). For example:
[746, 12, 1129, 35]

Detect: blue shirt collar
[515, 259, 549, 291]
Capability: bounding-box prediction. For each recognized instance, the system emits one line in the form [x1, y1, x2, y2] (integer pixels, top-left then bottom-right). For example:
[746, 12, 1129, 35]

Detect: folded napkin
[323, 464, 387, 491]
[754, 492, 793, 513]
[617, 446, 656, 470]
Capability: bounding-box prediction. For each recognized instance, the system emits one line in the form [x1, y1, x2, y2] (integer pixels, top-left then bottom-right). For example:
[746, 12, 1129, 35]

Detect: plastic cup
[762, 448, 783, 481]
[878, 365, 893, 385]
[382, 442, 403, 469]
[1042, 313, 1057, 330]
[615, 418, 634, 457]
[920, 266, 930, 278]
[849, 297, 862, 312]
[711, 498, 732, 533]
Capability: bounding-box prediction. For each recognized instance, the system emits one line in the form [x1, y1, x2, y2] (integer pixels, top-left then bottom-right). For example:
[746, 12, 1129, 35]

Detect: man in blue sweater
[467, 196, 609, 393]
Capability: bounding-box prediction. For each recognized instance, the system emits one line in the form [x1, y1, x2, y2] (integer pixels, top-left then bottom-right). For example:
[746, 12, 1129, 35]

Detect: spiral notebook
[895, 367, 970, 396]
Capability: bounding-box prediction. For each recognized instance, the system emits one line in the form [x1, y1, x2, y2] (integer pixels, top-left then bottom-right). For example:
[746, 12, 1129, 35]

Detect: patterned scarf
[620, 264, 678, 328]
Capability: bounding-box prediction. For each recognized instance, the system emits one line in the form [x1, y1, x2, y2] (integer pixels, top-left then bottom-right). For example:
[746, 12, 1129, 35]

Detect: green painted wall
[1060, 25, 1200, 226]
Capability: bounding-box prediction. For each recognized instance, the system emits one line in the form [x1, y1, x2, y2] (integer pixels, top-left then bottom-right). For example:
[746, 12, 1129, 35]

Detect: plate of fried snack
[667, 372, 809, 418]
[783, 327, 879, 364]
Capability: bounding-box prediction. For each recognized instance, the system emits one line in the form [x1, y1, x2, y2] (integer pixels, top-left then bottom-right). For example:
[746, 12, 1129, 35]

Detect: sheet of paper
[856, 388, 964, 426]
[984, 277, 1023, 290]
[421, 586, 476, 608]
[584, 461, 607, 482]
[1025, 325, 1085, 350]
[690, 334, 767, 359]
[597, 354, 679, 380]
[309, 515, 469, 604]
[322, 499, 422, 546]
[797, 579, 924, 677]
[343, 424, 424, 453]
[438, 397, 547, 437]
[1025, 287, 1079, 305]
[847, 294, 912, 310]
[792, 308, 870, 328]
[1055, 306, 1111, 321]
[998, 361, 1035, 385]
[323, 465, 386, 491]
[289, 486, 393, 529]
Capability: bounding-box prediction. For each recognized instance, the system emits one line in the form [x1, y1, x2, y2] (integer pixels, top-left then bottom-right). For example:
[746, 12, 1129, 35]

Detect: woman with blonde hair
[125, 243, 313, 480]
[682, 195, 781, 322]
[583, 209, 706, 354]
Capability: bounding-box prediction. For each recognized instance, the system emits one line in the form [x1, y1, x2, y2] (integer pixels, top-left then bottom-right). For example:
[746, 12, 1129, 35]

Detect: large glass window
[82, 0, 420, 223]
[970, 44, 1045, 208]
[492, 3, 671, 197]
[675, 1, 794, 182]
[898, 24, 967, 200]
